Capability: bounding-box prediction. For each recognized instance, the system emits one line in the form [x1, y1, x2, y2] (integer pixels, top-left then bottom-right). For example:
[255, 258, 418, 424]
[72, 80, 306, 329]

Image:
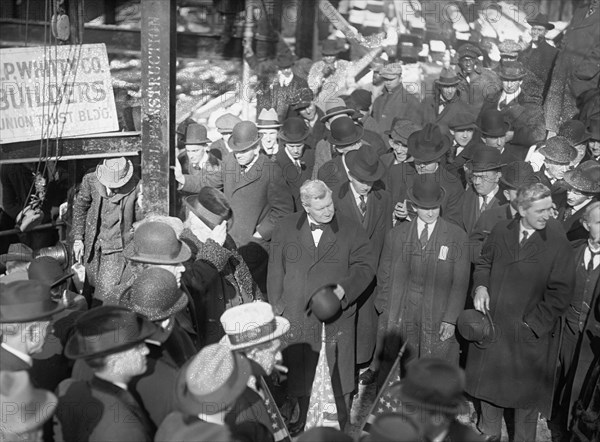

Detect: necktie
[240, 165, 247, 175]
[310, 223, 324, 232]
[499, 99, 507, 110]
[419, 224, 429, 249]
[588, 249, 599, 272]
[480, 196, 489, 214]
[520, 230, 529, 248]
[359, 195, 367, 217]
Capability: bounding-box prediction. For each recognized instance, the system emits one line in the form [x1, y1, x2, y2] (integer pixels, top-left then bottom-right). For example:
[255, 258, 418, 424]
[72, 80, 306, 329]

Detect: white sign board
[0, 44, 119, 144]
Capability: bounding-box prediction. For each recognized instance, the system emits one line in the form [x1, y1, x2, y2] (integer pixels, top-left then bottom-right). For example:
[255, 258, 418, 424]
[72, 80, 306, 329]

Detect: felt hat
[321, 39, 342, 56]
[184, 187, 232, 230]
[306, 284, 341, 323]
[120, 268, 188, 322]
[348, 89, 372, 112]
[0, 243, 33, 265]
[435, 67, 460, 86]
[558, 120, 592, 146]
[184, 123, 211, 145]
[448, 110, 478, 131]
[468, 144, 505, 172]
[365, 413, 422, 442]
[0, 280, 64, 323]
[215, 113, 242, 134]
[27, 256, 74, 288]
[64, 305, 157, 359]
[527, 12, 555, 30]
[538, 136, 578, 165]
[457, 309, 497, 349]
[457, 42, 482, 59]
[345, 145, 386, 182]
[407, 123, 450, 163]
[290, 88, 314, 111]
[124, 221, 192, 264]
[228, 121, 262, 152]
[564, 160, 600, 194]
[379, 62, 403, 79]
[96, 157, 134, 189]
[320, 97, 355, 123]
[500, 161, 539, 189]
[390, 358, 469, 415]
[176, 117, 197, 136]
[499, 60, 526, 81]
[327, 116, 364, 147]
[407, 174, 446, 209]
[479, 109, 510, 137]
[386, 118, 422, 144]
[279, 117, 310, 143]
[276, 52, 295, 69]
[220, 301, 290, 351]
[256, 108, 281, 129]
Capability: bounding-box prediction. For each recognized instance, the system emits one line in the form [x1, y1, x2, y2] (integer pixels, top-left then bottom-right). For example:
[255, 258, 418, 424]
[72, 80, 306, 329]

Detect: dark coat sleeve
[374, 228, 395, 316]
[267, 219, 287, 315]
[472, 222, 498, 292]
[255, 162, 294, 241]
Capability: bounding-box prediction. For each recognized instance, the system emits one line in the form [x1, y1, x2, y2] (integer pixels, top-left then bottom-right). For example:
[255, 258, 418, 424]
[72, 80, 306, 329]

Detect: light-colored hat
[256, 108, 281, 129]
[215, 113, 241, 134]
[379, 62, 403, 79]
[96, 157, 134, 189]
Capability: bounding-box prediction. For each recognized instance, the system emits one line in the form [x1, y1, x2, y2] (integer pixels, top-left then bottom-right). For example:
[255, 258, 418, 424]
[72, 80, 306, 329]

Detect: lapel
[337, 182, 362, 224]
[230, 154, 264, 193]
[0, 346, 31, 372]
[295, 212, 316, 260]
[364, 190, 385, 238]
[316, 216, 339, 265]
[295, 214, 340, 268]
[504, 217, 548, 264]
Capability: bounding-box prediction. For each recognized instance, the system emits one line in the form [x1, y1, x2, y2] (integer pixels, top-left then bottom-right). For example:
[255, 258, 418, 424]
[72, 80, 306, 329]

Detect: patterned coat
[518, 39, 558, 101]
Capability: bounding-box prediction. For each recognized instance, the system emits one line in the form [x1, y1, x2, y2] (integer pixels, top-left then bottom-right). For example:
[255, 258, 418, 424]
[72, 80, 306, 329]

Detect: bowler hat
[538, 136, 578, 165]
[321, 40, 342, 56]
[215, 113, 241, 134]
[499, 60, 526, 81]
[276, 52, 295, 69]
[256, 108, 281, 129]
[306, 284, 342, 323]
[479, 109, 510, 137]
[386, 118, 422, 144]
[527, 12, 555, 30]
[457, 42, 482, 59]
[229, 121, 262, 152]
[448, 111, 478, 131]
[500, 161, 539, 189]
[184, 123, 211, 145]
[320, 97, 355, 123]
[407, 174, 446, 209]
[64, 306, 157, 359]
[120, 268, 188, 322]
[366, 413, 422, 442]
[407, 123, 450, 163]
[0, 280, 64, 323]
[28, 256, 74, 288]
[220, 301, 290, 350]
[390, 358, 469, 415]
[96, 157, 134, 189]
[184, 187, 232, 230]
[564, 160, 600, 194]
[349, 89, 372, 112]
[327, 116, 364, 147]
[124, 221, 192, 264]
[345, 145, 386, 182]
[558, 120, 591, 146]
[457, 309, 497, 349]
[0, 243, 33, 265]
[379, 62, 403, 79]
[469, 145, 505, 172]
[279, 117, 310, 143]
[435, 67, 460, 86]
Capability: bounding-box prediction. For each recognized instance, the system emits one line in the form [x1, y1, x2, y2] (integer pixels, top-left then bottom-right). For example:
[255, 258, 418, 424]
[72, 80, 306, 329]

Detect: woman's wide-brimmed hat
[96, 157, 134, 189]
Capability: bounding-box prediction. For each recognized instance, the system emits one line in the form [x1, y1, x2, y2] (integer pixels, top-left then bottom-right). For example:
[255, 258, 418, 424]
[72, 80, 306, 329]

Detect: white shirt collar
[348, 180, 367, 205]
[479, 185, 499, 203]
[519, 220, 536, 239]
[572, 198, 593, 214]
[499, 87, 522, 107]
[416, 217, 437, 235]
[1, 342, 33, 366]
[278, 72, 292, 87]
[242, 152, 260, 171]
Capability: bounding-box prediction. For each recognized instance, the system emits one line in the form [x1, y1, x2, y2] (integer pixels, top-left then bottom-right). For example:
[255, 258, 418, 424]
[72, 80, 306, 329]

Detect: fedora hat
[184, 123, 211, 145]
[407, 123, 450, 163]
[328, 116, 364, 147]
[499, 60, 526, 81]
[279, 117, 310, 143]
[500, 161, 539, 189]
[479, 109, 510, 137]
[386, 118, 422, 145]
[96, 157, 134, 189]
[0, 371, 57, 436]
[345, 145, 386, 182]
[220, 301, 290, 351]
[215, 113, 241, 134]
[176, 344, 251, 416]
[28, 256, 74, 288]
[539, 136, 578, 165]
[306, 284, 341, 323]
[435, 67, 460, 86]
[256, 108, 281, 129]
[365, 413, 422, 442]
[320, 97, 355, 123]
[527, 12, 554, 30]
[448, 111, 478, 131]
[407, 174, 446, 209]
[184, 187, 232, 230]
[469, 144, 505, 172]
[390, 358, 469, 415]
[321, 39, 342, 56]
[124, 221, 191, 264]
[564, 160, 600, 194]
[379, 62, 403, 79]
[229, 121, 262, 152]
[64, 306, 157, 359]
[276, 52, 295, 69]
[0, 243, 33, 265]
[558, 120, 591, 146]
[0, 280, 64, 323]
[120, 268, 188, 322]
[457, 309, 497, 349]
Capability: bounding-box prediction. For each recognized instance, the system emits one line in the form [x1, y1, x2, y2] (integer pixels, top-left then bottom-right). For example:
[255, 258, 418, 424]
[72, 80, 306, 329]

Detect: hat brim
[123, 240, 192, 265]
[257, 123, 283, 130]
[0, 301, 65, 323]
[407, 186, 446, 209]
[224, 316, 290, 351]
[527, 20, 554, 30]
[320, 108, 356, 123]
[481, 121, 510, 137]
[395, 382, 470, 415]
[123, 289, 189, 322]
[347, 159, 386, 183]
[96, 159, 134, 189]
[435, 79, 461, 86]
[228, 134, 262, 152]
[279, 129, 310, 144]
[499, 73, 526, 81]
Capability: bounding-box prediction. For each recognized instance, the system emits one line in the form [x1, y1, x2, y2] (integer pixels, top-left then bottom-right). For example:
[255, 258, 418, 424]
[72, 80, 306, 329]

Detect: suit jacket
[559, 198, 598, 242]
[461, 187, 508, 235]
[469, 203, 515, 261]
[371, 84, 423, 133]
[518, 39, 558, 100]
[274, 145, 315, 212]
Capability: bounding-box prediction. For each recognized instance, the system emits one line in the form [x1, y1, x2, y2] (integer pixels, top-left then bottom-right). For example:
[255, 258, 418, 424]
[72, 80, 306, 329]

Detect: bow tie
[310, 223, 324, 231]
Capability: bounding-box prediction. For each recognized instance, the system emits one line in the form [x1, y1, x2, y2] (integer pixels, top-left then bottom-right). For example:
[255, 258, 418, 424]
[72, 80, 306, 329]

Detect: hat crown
[229, 121, 261, 151]
[500, 60, 526, 79]
[220, 301, 288, 349]
[306, 284, 341, 322]
[479, 109, 508, 136]
[389, 118, 421, 143]
[321, 40, 341, 55]
[564, 160, 600, 193]
[129, 221, 186, 263]
[257, 108, 279, 124]
[125, 268, 184, 320]
[330, 116, 362, 145]
[540, 136, 577, 164]
[280, 117, 309, 140]
[349, 89, 372, 110]
[448, 111, 477, 130]
[409, 174, 445, 207]
[501, 161, 537, 188]
[457, 309, 496, 347]
[408, 123, 448, 161]
[558, 120, 590, 145]
[498, 39, 523, 55]
[185, 123, 209, 144]
[96, 157, 133, 188]
[187, 344, 237, 395]
[276, 52, 295, 68]
[27, 256, 64, 286]
[437, 67, 459, 85]
[215, 113, 241, 133]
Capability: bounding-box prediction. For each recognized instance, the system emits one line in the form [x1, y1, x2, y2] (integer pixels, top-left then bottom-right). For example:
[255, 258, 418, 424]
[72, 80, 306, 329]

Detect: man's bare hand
[439, 322, 456, 341]
[474, 286, 490, 313]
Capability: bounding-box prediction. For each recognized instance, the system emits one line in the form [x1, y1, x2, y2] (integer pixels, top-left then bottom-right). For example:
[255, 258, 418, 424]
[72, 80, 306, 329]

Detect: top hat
[527, 12, 555, 30]
[124, 221, 192, 264]
[0, 280, 64, 323]
[215, 113, 242, 134]
[96, 157, 134, 189]
[64, 306, 157, 360]
[365, 413, 422, 442]
[321, 39, 342, 56]
[184, 123, 211, 145]
[349, 89, 372, 112]
[320, 97, 355, 123]
[220, 301, 290, 351]
[0, 243, 33, 265]
[457, 309, 497, 349]
[386, 118, 422, 144]
[435, 67, 460, 86]
[176, 344, 251, 416]
[328, 117, 364, 147]
[379, 62, 403, 79]
[297, 427, 353, 442]
[564, 160, 600, 194]
[499, 60, 526, 81]
[407, 174, 446, 209]
[276, 52, 295, 69]
[448, 110, 478, 131]
[345, 145, 386, 182]
[457, 42, 482, 59]
[0, 371, 57, 436]
[407, 123, 450, 163]
[390, 358, 469, 415]
[279, 117, 310, 143]
[28, 256, 74, 288]
[468, 144, 505, 172]
[479, 109, 510, 137]
[500, 161, 539, 189]
[498, 39, 524, 58]
[290, 88, 314, 111]
[184, 187, 232, 230]
[256, 108, 282, 130]
[538, 136, 578, 165]
[306, 284, 342, 323]
[120, 268, 188, 322]
[229, 121, 262, 152]
[558, 120, 591, 146]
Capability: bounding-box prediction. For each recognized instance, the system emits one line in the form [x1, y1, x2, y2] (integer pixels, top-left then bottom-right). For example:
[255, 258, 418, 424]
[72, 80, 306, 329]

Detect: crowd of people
[1, 2, 600, 442]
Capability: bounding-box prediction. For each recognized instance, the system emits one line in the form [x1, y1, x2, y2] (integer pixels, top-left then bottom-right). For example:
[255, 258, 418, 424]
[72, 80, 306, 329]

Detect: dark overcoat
[371, 84, 423, 133]
[559, 198, 598, 242]
[274, 144, 316, 212]
[469, 203, 514, 261]
[518, 39, 558, 101]
[460, 187, 508, 236]
[465, 218, 575, 416]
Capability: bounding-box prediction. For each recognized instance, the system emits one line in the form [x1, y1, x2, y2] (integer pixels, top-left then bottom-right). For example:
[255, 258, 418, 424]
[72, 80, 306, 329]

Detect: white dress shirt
[307, 214, 324, 246]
